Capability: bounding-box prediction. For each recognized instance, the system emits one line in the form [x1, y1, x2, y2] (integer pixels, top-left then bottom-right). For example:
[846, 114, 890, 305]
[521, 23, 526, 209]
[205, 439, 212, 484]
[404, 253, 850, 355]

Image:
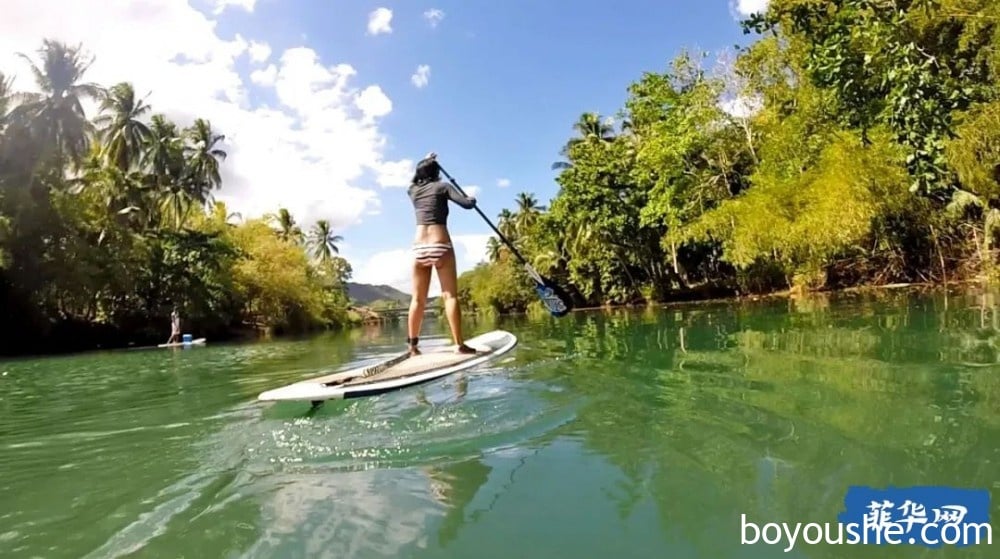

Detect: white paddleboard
[157, 338, 207, 348]
[257, 329, 517, 402]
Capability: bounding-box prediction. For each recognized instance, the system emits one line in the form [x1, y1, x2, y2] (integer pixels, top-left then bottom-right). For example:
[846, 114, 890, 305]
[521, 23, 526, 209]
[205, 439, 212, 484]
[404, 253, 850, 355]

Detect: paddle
[434, 160, 574, 318]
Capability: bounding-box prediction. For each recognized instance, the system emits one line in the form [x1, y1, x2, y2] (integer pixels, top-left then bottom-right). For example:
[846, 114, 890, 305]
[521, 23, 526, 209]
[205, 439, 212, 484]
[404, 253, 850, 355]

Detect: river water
[1, 287, 998, 558]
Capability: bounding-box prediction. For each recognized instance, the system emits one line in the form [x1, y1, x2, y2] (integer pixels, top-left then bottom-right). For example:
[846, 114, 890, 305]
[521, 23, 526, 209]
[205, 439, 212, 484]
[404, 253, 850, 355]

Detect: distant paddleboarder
[166, 307, 181, 345]
[406, 152, 478, 356]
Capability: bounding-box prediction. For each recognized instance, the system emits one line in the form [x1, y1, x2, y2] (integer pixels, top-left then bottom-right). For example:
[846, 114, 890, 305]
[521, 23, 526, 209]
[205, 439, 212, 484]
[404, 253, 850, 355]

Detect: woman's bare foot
[456, 343, 476, 354]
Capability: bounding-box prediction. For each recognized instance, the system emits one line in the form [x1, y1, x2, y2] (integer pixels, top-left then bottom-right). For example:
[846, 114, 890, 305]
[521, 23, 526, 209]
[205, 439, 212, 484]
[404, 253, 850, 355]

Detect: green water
[1, 287, 998, 559]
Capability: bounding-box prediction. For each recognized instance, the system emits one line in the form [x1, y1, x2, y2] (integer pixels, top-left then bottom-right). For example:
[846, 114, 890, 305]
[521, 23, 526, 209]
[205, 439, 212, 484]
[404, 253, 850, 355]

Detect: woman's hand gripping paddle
[433, 159, 574, 318]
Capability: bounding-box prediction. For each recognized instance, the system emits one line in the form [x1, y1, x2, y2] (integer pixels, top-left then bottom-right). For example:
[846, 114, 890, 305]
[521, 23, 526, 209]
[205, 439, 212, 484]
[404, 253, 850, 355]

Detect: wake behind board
[157, 338, 207, 348]
[257, 329, 517, 403]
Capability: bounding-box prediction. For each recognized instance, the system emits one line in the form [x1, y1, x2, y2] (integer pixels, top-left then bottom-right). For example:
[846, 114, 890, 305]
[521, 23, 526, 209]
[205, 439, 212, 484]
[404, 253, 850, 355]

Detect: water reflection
[3, 286, 1000, 558]
[424, 456, 493, 546]
[503, 287, 1000, 558]
[246, 469, 438, 558]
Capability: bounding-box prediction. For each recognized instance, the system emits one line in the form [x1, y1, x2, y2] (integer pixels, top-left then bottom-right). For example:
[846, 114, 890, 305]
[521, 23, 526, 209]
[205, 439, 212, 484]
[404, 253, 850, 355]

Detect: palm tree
[0, 72, 15, 171]
[497, 208, 516, 239]
[93, 82, 151, 172]
[184, 118, 226, 205]
[6, 40, 104, 171]
[486, 237, 502, 262]
[0, 71, 13, 129]
[308, 219, 343, 262]
[514, 192, 545, 233]
[210, 201, 242, 227]
[69, 151, 153, 237]
[269, 207, 303, 243]
[551, 112, 617, 170]
[141, 114, 191, 228]
[144, 115, 184, 181]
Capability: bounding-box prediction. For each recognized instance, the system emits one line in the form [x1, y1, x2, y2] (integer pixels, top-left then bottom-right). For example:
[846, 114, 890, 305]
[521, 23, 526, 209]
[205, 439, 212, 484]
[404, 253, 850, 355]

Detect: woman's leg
[436, 248, 475, 353]
[408, 259, 432, 355]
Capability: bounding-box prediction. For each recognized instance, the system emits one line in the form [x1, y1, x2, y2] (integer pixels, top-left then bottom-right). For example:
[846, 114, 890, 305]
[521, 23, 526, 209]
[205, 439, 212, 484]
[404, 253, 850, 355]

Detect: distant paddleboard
[157, 338, 207, 348]
[257, 329, 517, 402]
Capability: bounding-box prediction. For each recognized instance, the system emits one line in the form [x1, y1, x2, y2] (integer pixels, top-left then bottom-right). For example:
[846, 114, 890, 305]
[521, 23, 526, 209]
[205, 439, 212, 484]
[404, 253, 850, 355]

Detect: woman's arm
[442, 182, 476, 209]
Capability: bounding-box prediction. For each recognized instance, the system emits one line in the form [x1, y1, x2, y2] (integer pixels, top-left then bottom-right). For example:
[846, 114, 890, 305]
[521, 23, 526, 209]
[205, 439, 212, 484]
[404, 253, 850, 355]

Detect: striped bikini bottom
[412, 242, 453, 267]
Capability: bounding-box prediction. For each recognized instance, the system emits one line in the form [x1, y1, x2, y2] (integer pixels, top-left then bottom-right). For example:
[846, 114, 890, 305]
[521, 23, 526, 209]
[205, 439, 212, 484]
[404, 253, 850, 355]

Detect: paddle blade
[533, 277, 573, 317]
[522, 263, 572, 317]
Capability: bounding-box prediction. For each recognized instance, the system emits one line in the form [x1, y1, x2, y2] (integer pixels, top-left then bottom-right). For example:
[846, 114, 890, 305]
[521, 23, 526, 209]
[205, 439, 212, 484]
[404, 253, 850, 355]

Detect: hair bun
[412, 155, 441, 185]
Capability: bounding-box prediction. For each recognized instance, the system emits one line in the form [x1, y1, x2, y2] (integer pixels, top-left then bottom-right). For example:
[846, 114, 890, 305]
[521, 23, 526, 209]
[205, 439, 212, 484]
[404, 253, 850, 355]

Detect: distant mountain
[346, 283, 409, 305]
[345, 282, 440, 309]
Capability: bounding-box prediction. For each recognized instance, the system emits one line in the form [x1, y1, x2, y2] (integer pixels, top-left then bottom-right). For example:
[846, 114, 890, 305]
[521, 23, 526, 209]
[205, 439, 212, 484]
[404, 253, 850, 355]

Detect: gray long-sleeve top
[407, 180, 476, 225]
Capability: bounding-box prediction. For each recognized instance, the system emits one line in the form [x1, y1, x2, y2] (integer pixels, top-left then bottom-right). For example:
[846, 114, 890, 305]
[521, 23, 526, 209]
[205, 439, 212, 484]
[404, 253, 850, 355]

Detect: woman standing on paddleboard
[406, 153, 478, 356]
[166, 306, 181, 345]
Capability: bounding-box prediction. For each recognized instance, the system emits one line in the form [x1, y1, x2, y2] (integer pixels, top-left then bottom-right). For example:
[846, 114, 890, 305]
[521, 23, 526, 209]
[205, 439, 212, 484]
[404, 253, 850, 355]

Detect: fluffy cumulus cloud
[352, 234, 491, 297]
[423, 8, 445, 28]
[411, 64, 430, 88]
[375, 159, 416, 188]
[733, 0, 770, 16]
[0, 0, 412, 232]
[367, 7, 393, 35]
[250, 63, 277, 86]
[213, 0, 257, 15]
[355, 84, 393, 119]
[248, 40, 271, 63]
[453, 234, 491, 268]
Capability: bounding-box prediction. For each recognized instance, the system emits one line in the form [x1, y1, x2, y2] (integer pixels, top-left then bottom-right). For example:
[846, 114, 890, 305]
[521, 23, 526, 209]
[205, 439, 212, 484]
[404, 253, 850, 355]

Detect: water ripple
[8, 296, 999, 559]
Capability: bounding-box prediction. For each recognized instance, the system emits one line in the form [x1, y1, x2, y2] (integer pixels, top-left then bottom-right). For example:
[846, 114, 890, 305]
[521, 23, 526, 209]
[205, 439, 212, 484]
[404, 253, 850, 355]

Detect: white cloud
[248, 40, 271, 64]
[423, 9, 445, 28]
[452, 234, 491, 267]
[376, 159, 415, 188]
[496, 178, 511, 188]
[352, 234, 491, 298]
[410, 64, 430, 88]
[0, 0, 410, 233]
[213, 0, 257, 15]
[355, 85, 393, 120]
[462, 185, 481, 198]
[352, 249, 414, 295]
[367, 7, 393, 35]
[249, 63, 277, 86]
[733, 0, 770, 16]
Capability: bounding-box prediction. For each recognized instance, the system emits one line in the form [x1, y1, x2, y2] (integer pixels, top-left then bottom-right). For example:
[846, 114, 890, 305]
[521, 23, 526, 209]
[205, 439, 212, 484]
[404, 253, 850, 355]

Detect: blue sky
[0, 0, 769, 294]
[227, 0, 757, 234]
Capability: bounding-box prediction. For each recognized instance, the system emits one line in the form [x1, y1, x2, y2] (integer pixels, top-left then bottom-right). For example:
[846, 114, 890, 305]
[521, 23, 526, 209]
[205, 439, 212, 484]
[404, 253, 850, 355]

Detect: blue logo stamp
[837, 486, 992, 547]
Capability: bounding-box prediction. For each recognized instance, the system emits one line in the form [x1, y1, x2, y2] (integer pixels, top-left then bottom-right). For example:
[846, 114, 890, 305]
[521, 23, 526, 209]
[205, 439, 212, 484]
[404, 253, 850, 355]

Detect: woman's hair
[412, 155, 441, 185]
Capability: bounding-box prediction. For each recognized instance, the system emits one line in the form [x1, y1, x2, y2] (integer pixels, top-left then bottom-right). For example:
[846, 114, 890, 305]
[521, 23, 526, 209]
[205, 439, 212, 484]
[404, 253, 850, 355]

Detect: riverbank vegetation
[0, 40, 358, 356]
[460, 0, 1000, 314]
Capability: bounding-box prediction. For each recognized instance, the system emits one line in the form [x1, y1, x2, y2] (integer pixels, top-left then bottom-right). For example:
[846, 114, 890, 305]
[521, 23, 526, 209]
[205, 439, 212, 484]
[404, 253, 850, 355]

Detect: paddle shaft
[436, 164, 533, 269]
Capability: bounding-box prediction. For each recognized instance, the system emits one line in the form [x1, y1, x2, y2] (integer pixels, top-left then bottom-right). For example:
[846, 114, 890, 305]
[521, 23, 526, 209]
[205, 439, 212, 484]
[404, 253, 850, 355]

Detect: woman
[405, 153, 478, 356]
[165, 306, 181, 345]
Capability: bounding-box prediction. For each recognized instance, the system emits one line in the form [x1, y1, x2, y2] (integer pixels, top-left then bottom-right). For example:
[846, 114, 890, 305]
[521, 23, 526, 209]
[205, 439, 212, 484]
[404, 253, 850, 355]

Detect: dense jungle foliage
[5, 1, 1000, 352]
[0, 40, 357, 356]
[459, 0, 1000, 315]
